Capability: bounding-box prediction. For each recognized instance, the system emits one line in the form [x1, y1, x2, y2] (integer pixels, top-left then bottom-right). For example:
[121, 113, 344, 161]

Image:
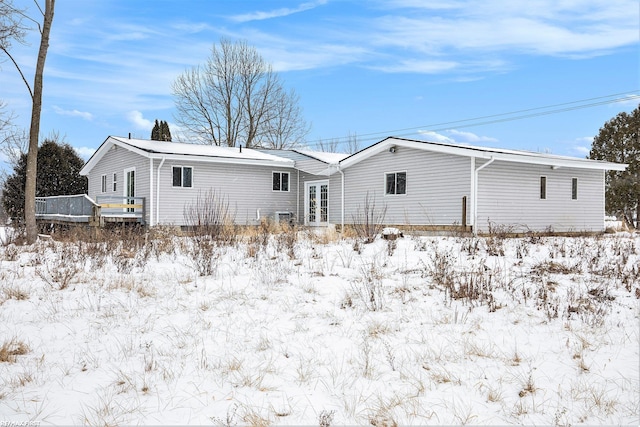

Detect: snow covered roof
[81, 136, 294, 175]
[111, 136, 293, 162]
[339, 136, 628, 171]
[293, 149, 349, 164]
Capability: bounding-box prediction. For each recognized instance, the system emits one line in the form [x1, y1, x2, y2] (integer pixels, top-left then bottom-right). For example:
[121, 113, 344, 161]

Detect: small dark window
[112, 173, 117, 192]
[172, 167, 182, 187]
[183, 167, 192, 188]
[273, 172, 289, 192]
[101, 175, 107, 193]
[540, 176, 547, 200]
[386, 172, 407, 195]
[571, 178, 578, 200]
[173, 166, 193, 188]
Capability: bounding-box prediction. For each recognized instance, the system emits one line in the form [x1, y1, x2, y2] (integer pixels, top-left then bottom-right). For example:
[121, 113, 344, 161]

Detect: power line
[303, 91, 640, 149]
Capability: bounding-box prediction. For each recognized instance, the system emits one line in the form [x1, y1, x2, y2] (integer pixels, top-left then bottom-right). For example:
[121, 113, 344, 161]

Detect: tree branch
[0, 47, 33, 98]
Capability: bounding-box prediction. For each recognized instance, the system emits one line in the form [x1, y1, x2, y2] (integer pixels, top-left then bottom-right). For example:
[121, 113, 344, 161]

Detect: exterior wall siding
[87, 146, 151, 223]
[340, 148, 471, 226]
[476, 161, 604, 232]
[154, 160, 298, 226]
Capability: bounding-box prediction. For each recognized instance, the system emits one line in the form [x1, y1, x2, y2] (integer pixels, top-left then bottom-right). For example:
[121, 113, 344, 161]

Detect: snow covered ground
[0, 228, 638, 425]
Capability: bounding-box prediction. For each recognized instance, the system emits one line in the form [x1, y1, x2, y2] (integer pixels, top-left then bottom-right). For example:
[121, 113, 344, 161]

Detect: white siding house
[333, 137, 626, 233]
[81, 136, 626, 233]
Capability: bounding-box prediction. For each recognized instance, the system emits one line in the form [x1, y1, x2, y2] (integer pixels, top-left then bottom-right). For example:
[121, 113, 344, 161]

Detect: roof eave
[339, 137, 627, 171]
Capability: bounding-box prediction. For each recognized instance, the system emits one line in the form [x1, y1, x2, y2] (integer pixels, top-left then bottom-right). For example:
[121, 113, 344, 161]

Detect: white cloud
[417, 130, 455, 144]
[230, 0, 327, 23]
[74, 146, 97, 160]
[126, 111, 153, 130]
[367, 0, 637, 72]
[572, 145, 590, 156]
[53, 106, 94, 121]
[371, 59, 459, 74]
[417, 129, 499, 145]
[446, 129, 498, 143]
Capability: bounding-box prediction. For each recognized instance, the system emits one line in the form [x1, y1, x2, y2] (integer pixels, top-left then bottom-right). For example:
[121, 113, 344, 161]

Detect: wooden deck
[36, 194, 146, 227]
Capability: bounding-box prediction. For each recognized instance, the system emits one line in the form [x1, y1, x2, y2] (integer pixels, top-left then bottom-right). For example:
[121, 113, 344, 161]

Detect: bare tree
[0, 0, 55, 243]
[346, 131, 361, 154]
[0, 125, 27, 168]
[317, 138, 340, 153]
[173, 38, 309, 148]
[262, 87, 310, 149]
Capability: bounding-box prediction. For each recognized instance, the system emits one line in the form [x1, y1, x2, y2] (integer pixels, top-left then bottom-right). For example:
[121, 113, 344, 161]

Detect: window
[112, 173, 117, 192]
[385, 172, 406, 195]
[273, 172, 289, 192]
[172, 166, 193, 188]
[101, 174, 107, 193]
[571, 178, 578, 200]
[540, 176, 547, 200]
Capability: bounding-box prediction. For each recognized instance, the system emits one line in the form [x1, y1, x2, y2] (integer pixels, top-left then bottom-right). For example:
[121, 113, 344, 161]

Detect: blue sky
[1, 0, 638, 167]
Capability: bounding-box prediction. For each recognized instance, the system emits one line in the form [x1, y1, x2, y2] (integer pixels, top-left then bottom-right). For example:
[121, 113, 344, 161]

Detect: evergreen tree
[1, 139, 87, 221]
[160, 120, 172, 141]
[151, 119, 160, 140]
[150, 119, 171, 141]
[589, 105, 640, 228]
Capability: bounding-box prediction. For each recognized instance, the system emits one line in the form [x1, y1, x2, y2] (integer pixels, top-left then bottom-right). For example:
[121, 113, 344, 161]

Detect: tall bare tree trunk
[24, 0, 54, 244]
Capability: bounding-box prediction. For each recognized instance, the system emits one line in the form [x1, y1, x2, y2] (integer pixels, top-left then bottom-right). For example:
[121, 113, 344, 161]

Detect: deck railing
[35, 194, 98, 219]
[95, 195, 146, 225]
[35, 194, 145, 225]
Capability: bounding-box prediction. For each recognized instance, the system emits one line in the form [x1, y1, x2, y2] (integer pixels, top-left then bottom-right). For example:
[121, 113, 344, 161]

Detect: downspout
[156, 157, 166, 226]
[473, 157, 495, 236]
[149, 158, 154, 227]
[296, 169, 300, 225]
[338, 166, 345, 232]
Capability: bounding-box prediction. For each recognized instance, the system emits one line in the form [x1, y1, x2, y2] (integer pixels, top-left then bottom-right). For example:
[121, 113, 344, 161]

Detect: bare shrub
[184, 189, 237, 244]
[275, 222, 298, 259]
[36, 243, 82, 290]
[351, 261, 385, 311]
[448, 267, 495, 308]
[485, 221, 514, 256]
[3, 244, 19, 261]
[185, 236, 221, 277]
[318, 409, 335, 427]
[351, 193, 387, 244]
[2, 281, 29, 301]
[531, 260, 581, 276]
[425, 247, 456, 290]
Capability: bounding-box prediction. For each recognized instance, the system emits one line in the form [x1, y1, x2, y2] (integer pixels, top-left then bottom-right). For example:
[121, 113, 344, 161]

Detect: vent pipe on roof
[239, 145, 242, 153]
[128, 133, 131, 139]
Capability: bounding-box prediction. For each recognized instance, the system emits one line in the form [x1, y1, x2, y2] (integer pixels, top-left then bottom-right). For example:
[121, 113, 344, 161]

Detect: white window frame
[272, 171, 290, 192]
[571, 177, 578, 200]
[304, 180, 329, 226]
[172, 166, 193, 188]
[384, 171, 407, 196]
[101, 174, 107, 193]
[112, 172, 117, 192]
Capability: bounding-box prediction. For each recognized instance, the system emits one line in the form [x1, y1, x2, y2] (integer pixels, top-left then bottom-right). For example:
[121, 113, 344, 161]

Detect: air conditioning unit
[275, 211, 294, 225]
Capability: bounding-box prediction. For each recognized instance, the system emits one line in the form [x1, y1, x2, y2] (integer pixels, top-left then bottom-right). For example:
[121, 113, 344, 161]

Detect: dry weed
[0, 337, 29, 363]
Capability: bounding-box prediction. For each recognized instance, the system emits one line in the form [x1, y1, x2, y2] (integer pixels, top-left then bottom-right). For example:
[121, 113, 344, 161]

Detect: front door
[305, 181, 328, 226]
[125, 169, 135, 213]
